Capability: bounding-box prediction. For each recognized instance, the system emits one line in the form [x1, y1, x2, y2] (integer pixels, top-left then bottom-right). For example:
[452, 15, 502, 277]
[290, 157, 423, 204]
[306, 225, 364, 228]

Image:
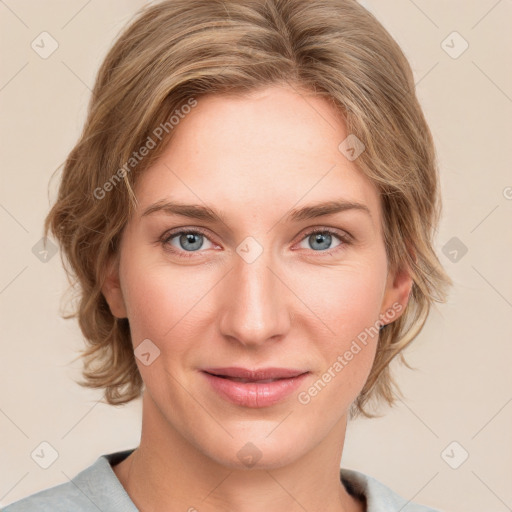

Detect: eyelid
[297, 226, 353, 244]
[159, 225, 353, 258]
[291, 226, 352, 257]
[162, 226, 213, 241]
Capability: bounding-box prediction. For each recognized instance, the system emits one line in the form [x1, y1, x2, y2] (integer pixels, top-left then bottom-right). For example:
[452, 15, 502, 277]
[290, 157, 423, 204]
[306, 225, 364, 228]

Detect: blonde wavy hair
[45, 0, 452, 418]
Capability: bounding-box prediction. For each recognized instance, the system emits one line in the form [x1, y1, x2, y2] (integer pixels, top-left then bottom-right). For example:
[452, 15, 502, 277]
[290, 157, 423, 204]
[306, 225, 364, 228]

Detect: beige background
[1, 1, 511, 511]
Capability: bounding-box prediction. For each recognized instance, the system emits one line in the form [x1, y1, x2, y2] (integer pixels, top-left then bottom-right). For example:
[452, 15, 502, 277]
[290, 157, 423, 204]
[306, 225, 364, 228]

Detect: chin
[225, 444, 301, 471]
[200, 431, 306, 471]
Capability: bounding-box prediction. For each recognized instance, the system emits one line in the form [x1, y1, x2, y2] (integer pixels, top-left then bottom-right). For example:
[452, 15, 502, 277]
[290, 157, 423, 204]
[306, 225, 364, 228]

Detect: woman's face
[104, 85, 411, 469]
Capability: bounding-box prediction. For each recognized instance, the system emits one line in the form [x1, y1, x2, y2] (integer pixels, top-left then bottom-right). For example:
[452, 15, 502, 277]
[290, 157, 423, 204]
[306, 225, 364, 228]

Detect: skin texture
[103, 85, 413, 512]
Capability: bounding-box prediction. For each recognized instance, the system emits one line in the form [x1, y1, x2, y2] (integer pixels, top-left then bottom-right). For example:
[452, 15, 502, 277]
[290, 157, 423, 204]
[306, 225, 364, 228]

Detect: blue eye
[299, 230, 343, 251]
[161, 229, 215, 258]
[160, 227, 351, 259]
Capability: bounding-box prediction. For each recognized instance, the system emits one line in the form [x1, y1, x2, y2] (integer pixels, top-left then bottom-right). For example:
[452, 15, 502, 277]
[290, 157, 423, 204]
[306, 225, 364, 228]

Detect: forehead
[134, 85, 381, 226]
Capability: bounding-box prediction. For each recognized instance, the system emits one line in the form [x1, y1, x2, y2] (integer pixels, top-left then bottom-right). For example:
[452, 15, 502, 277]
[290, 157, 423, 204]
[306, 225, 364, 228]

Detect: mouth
[207, 376, 287, 383]
[200, 367, 310, 408]
[202, 367, 308, 381]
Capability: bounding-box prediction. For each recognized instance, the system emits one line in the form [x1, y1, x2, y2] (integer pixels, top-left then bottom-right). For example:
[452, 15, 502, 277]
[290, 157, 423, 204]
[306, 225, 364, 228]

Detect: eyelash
[159, 227, 352, 260]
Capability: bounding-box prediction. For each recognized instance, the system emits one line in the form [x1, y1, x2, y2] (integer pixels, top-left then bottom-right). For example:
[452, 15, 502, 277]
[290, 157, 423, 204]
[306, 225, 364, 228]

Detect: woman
[4, 0, 452, 510]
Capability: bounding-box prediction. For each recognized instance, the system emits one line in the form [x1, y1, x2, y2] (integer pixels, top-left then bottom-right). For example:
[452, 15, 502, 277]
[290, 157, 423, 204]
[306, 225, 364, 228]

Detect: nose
[217, 244, 291, 348]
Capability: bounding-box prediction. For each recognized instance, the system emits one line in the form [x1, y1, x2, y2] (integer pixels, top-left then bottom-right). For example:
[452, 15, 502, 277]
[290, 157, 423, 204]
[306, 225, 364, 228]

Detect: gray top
[2, 449, 442, 511]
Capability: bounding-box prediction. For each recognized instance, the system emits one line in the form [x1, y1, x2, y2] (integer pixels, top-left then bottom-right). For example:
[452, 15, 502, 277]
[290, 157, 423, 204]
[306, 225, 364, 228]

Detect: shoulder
[340, 468, 444, 512]
[1, 480, 94, 512]
[2, 449, 137, 512]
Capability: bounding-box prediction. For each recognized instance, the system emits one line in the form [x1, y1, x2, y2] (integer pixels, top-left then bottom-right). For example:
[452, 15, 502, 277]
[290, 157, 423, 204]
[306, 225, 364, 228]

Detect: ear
[101, 253, 128, 319]
[379, 251, 415, 325]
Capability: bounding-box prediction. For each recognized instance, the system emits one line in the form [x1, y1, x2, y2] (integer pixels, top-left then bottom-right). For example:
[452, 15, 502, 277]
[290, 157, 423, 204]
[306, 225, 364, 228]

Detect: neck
[113, 393, 364, 512]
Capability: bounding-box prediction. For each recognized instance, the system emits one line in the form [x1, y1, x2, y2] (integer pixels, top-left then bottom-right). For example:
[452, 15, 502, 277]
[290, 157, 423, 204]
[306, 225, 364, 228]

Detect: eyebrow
[141, 199, 372, 223]
[287, 199, 371, 222]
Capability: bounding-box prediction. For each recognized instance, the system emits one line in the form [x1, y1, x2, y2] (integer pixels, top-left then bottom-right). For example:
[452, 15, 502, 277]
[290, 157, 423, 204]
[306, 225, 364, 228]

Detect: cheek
[120, 251, 218, 354]
[123, 268, 186, 339]
[291, 262, 387, 401]
[291, 258, 388, 343]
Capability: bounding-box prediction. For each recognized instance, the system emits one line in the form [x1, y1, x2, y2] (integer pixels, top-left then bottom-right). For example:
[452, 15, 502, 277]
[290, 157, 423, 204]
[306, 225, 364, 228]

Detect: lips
[201, 367, 310, 407]
[202, 367, 307, 381]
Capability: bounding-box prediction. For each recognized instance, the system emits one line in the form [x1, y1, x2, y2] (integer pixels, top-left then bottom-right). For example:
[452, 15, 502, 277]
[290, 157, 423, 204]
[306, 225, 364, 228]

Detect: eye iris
[309, 232, 331, 251]
[180, 232, 203, 251]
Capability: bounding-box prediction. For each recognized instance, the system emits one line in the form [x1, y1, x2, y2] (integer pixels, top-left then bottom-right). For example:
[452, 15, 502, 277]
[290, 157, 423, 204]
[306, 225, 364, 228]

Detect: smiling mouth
[201, 369, 310, 407]
[204, 373, 291, 384]
[201, 367, 309, 381]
